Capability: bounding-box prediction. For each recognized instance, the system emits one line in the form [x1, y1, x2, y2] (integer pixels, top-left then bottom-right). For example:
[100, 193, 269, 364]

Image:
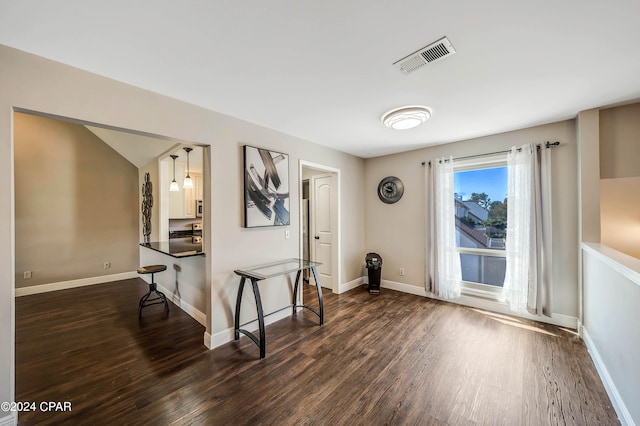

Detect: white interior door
[310, 174, 333, 289]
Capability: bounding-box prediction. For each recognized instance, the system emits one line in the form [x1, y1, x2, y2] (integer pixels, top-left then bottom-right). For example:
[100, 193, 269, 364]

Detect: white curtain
[427, 157, 462, 299]
[501, 143, 553, 315]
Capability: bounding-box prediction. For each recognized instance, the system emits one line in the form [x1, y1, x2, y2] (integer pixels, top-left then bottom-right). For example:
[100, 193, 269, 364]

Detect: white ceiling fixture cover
[382, 106, 432, 130]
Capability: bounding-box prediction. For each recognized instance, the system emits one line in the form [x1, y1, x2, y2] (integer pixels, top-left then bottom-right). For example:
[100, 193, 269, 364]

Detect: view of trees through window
[453, 165, 508, 288]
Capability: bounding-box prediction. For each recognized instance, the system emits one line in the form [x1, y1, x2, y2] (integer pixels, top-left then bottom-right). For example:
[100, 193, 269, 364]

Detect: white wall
[582, 244, 640, 425]
[577, 104, 640, 425]
[363, 120, 579, 318]
[0, 44, 365, 410]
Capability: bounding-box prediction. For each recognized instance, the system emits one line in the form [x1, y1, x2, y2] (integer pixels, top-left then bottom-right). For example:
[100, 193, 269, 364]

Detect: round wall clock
[378, 176, 404, 204]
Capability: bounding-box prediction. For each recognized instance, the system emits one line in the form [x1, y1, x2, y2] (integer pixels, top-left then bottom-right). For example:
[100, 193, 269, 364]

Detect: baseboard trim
[156, 284, 206, 326]
[577, 320, 585, 339]
[15, 271, 138, 297]
[14, 273, 207, 328]
[381, 279, 428, 297]
[582, 327, 632, 426]
[209, 327, 235, 350]
[203, 331, 213, 349]
[206, 308, 292, 350]
[339, 277, 364, 294]
[0, 412, 17, 426]
[548, 313, 579, 329]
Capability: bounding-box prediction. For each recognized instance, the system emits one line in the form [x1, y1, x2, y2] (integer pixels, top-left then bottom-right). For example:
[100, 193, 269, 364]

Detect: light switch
[285, 229, 290, 239]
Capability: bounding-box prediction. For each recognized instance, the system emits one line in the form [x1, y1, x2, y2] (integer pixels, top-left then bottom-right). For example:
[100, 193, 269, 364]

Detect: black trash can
[365, 253, 382, 295]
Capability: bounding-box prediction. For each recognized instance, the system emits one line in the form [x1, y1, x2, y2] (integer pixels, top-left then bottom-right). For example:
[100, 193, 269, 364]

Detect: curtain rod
[421, 141, 560, 166]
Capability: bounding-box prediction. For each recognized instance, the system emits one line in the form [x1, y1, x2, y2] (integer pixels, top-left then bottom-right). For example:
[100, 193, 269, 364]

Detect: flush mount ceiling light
[381, 106, 432, 130]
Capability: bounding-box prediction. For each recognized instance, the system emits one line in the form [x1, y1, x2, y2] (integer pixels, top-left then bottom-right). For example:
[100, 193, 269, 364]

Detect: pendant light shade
[183, 176, 193, 189]
[169, 155, 180, 192]
[183, 147, 194, 189]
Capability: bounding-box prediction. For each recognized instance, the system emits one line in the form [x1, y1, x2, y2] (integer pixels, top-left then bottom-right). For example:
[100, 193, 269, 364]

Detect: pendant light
[169, 155, 180, 191]
[183, 147, 194, 189]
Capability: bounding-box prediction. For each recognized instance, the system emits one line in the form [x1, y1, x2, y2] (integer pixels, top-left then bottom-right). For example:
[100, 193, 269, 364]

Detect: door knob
[314, 236, 320, 240]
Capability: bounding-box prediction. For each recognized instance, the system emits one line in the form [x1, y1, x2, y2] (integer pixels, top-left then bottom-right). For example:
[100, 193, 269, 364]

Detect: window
[453, 157, 507, 296]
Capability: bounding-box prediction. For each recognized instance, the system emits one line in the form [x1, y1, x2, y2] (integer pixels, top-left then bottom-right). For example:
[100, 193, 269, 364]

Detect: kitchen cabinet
[195, 175, 203, 200]
[169, 163, 202, 219]
[184, 176, 195, 218]
[185, 173, 202, 218]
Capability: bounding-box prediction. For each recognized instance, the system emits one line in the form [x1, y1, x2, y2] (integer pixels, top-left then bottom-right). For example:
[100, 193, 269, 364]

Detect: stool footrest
[138, 288, 170, 318]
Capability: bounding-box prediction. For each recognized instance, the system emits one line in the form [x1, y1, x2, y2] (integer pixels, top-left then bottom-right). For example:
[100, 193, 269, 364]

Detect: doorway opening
[12, 109, 214, 423]
[299, 160, 341, 294]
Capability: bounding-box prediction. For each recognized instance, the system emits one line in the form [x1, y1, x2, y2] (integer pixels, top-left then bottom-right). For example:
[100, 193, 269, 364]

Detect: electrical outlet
[24, 271, 32, 279]
[104, 261, 111, 269]
[399, 268, 405, 276]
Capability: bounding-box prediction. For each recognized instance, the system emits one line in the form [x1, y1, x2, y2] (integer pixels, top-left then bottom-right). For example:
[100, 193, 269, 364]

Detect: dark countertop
[140, 238, 204, 258]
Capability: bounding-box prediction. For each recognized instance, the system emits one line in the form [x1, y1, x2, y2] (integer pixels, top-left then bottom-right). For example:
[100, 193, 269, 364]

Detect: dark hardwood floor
[15, 279, 618, 425]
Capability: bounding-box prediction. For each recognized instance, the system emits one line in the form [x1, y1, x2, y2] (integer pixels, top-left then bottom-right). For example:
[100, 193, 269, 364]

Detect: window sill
[461, 282, 502, 301]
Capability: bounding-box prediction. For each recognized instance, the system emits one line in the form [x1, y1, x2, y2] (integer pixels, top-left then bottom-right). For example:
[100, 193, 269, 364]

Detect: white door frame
[299, 160, 341, 294]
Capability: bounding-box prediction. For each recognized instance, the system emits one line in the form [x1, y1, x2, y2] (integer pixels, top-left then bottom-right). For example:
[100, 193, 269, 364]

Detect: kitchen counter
[140, 238, 204, 258]
[138, 238, 207, 324]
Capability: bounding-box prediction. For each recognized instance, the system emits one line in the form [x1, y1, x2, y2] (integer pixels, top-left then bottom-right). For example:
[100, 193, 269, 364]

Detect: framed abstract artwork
[243, 145, 290, 227]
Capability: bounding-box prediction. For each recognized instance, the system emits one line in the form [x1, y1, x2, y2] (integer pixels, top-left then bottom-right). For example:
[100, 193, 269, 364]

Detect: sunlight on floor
[470, 308, 559, 337]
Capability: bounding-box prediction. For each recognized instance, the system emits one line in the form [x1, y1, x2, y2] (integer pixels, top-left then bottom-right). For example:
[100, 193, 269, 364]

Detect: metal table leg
[292, 270, 302, 315]
[311, 266, 324, 325]
[250, 278, 266, 359]
[234, 277, 267, 359]
[234, 277, 246, 340]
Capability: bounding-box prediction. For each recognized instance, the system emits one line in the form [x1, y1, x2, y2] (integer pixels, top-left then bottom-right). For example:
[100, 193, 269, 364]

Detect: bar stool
[137, 264, 169, 317]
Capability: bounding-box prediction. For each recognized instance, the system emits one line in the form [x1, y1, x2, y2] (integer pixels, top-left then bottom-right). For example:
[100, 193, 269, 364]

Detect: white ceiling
[2, 1, 640, 158]
[85, 125, 178, 168]
[86, 125, 204, 172]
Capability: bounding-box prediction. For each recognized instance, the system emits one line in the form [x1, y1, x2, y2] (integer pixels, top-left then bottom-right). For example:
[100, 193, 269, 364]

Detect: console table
[234, 258, 324, 358]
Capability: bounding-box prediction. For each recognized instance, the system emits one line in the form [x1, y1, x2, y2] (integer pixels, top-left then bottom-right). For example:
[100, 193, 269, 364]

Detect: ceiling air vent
[393, 36, 456, 75]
